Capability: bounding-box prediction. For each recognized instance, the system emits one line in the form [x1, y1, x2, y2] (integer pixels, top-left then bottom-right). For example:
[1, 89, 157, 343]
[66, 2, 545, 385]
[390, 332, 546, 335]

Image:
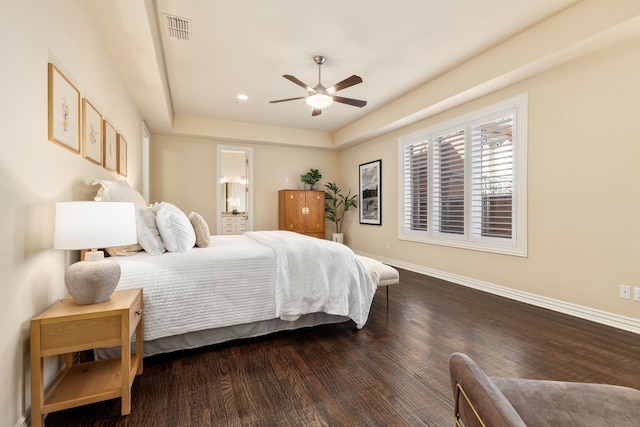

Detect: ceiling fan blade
[327, 75, 363, 93]
[283, 75, 313, 91]
[269, 96, 307, 104]
[333, 95, 367, 108]
[311, 108, 322, 116]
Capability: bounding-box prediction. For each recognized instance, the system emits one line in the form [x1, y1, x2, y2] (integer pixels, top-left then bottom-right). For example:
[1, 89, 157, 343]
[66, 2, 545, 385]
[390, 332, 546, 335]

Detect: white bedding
[245, 231, 376, 328]
[114, 231, 378, 343]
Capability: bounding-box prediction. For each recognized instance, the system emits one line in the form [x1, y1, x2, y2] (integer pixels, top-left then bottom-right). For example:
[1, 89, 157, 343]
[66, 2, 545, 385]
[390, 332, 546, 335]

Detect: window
[398, 94, 527, 256]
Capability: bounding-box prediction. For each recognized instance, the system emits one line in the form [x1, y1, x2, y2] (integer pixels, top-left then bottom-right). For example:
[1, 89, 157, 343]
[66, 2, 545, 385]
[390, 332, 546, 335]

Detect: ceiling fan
[270, 55, 367, 116]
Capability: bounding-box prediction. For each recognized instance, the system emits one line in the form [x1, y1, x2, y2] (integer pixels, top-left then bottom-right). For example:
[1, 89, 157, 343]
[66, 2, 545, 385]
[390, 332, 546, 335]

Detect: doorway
[216, 145, 253, 233]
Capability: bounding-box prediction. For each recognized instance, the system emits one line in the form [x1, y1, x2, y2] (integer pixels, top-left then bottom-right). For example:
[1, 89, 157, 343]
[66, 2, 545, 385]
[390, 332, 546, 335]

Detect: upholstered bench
[449, 352, 640, 426]
[356, 255, 400, 305]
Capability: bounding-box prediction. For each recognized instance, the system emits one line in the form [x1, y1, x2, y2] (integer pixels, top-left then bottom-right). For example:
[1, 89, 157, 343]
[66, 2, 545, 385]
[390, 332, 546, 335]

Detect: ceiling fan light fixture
[270, 55, 365, 115]
[306, 92, 333, 109]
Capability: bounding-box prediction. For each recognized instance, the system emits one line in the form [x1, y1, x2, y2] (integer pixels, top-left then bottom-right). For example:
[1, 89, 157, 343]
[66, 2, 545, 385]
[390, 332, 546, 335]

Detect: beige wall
[5, 0, 640, 425]
[341, 37, 640, 320]
[1, 1, 143, 425]
[150, 135, 339, 234]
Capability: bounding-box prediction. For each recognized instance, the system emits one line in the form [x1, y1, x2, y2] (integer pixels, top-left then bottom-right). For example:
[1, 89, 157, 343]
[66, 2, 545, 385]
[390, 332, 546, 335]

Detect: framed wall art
[359, 159, 382, 225]
[117, 134, 127, 177]
[48, 63, 80, 153]
[81, 99, 102, 164]
[102, 120, 117, 171]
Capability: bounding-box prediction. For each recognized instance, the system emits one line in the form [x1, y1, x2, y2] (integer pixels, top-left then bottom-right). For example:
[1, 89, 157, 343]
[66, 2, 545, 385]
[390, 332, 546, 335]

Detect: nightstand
[30, 288, 143, 427]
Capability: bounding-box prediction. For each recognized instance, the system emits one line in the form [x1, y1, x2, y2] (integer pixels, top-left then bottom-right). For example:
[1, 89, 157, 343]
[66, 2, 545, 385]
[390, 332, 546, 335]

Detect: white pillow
[136, 206, 165, 255]
[93, 178, 146, 256]
[93, 178, 147, 207]
[188, 212, 211, 248]
[154, 202, 196, 252]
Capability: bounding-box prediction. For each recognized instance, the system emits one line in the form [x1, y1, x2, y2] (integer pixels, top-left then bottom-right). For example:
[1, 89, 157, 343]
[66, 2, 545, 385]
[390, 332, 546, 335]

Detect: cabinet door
[221, 217, 236, 235]
[305, 191, 325, 234]
[280, 191, 306, 233]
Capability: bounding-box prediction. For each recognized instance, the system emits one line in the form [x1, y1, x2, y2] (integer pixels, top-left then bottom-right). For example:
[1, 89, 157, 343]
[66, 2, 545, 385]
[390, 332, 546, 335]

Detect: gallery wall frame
[117, 134, 127, 177]
[48, 63, 80, 153]
[81, 98, 102, 164]
[359, 159, 382, 225]
[103, 120, 117, 171]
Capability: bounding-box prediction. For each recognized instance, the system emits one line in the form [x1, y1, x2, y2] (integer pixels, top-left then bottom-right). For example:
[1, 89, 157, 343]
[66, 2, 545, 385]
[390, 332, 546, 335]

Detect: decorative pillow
[104, 244, 141, 257]
[93, 178, 146, 256]
[188, 212, 211, 248]
[92, 178, 147, 207]
[136, 206, 166, 255]
[154, 202, 196, 252]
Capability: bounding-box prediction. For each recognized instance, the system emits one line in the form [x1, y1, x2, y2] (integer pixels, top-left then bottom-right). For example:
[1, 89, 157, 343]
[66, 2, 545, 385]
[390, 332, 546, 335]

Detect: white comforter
[245, 231, 377, 328]
[114, 231, 378, 342]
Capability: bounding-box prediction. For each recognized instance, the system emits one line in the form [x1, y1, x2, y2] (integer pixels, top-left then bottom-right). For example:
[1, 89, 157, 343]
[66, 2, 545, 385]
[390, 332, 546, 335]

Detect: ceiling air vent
[163, 14, 191, 41]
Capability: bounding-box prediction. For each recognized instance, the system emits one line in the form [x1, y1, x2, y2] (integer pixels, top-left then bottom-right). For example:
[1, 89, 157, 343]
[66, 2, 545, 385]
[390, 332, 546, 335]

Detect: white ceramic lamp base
[64, 257, 121, 305]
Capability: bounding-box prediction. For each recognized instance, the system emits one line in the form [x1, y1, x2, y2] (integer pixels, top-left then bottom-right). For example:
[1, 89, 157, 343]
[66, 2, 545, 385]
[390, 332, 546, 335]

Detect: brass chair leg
[454, 383, 486, 427]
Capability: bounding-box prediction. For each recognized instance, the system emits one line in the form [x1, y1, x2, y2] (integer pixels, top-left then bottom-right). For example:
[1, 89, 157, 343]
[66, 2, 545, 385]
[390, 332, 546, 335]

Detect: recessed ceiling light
[237, 94, 248, 101]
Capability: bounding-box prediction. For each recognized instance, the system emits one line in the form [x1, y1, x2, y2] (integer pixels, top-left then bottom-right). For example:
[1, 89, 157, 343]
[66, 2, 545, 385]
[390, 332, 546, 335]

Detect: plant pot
[332, 233, 344, 244]
[303, 183, 311, 190]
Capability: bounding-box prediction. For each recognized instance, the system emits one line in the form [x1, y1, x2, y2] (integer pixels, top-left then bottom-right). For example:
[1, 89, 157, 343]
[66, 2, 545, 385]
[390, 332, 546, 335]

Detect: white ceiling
[90, 0, 581, 135]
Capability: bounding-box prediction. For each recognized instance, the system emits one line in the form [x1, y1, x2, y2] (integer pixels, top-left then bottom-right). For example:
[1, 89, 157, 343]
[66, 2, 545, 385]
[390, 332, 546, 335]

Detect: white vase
[65, 258, 121, 304]
[332, 233, 344, 244]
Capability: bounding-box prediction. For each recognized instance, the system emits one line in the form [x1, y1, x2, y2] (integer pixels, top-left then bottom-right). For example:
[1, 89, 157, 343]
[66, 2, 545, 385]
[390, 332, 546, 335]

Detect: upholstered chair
[449, 352, 640, 427]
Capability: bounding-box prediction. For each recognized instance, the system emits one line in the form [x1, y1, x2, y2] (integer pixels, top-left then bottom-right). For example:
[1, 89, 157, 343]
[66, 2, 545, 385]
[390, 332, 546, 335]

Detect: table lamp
[54, 201, 136, 304]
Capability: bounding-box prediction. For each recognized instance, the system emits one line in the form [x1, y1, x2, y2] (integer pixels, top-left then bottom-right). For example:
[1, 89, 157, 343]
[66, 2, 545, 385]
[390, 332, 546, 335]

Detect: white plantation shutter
[433, 128, 465, 235]
[398, 94, 526, 256]
[471, 113, 514, 240]
[402, 141, 429, 231]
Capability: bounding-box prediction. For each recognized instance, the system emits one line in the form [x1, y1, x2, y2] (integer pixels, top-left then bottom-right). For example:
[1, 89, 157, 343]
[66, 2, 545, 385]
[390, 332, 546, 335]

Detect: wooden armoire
[278, 190, 325, 238]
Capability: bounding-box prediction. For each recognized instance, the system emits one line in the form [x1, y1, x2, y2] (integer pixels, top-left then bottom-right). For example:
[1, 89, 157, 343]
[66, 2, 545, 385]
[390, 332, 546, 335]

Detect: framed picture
[359, 159, 382, 225]
[117, 134, 127, 176]
[48, 63, 80, 153]
[102, 120, 117, 171]
[81, 99, 102, 164]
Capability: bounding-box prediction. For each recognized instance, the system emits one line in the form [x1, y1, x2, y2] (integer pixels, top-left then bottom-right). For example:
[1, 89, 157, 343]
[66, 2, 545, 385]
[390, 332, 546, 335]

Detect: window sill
[398, 233, 527, 257]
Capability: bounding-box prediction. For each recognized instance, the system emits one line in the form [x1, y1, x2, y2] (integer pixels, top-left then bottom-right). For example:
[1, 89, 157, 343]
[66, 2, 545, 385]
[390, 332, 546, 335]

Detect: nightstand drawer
[129, 291, 142, 331]
[39, 314, 121, 355]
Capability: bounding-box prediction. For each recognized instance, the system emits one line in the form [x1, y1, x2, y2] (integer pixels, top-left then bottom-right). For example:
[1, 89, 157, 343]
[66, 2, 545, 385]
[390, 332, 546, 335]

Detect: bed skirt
[94, 312, 349, 359]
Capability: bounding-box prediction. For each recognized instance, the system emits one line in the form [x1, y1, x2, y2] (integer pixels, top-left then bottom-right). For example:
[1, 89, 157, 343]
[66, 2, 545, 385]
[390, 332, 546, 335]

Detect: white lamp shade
[306, 92, 334, 109]
[54, 201, 137, 250]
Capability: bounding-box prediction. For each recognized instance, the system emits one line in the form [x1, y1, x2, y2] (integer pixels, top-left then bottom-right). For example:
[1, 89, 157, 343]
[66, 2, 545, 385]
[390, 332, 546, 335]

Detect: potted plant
[324, 182, 358, 243]
[301, 168, 322, 190]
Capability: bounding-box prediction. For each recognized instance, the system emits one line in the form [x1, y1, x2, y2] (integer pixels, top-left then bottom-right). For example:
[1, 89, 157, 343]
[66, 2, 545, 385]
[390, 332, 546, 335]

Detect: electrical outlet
[634, 287, 640, 302]
[620, 285, 631, 300]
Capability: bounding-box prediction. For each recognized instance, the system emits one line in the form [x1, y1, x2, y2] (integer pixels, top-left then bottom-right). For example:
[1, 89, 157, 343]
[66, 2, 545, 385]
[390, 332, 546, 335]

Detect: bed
[101, 230, 381, 357]
[91, 178, 384, 358]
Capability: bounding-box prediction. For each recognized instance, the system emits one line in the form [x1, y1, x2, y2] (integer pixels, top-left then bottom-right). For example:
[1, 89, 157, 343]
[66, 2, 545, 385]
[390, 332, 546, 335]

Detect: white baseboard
[15, 413, 29, 427]
[357, 251, 640, 335]
[18, 361, 65, 427]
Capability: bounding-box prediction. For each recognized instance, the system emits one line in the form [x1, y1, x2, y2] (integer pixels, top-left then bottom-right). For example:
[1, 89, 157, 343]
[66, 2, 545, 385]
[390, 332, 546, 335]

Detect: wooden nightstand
[30, 288, 143, 427]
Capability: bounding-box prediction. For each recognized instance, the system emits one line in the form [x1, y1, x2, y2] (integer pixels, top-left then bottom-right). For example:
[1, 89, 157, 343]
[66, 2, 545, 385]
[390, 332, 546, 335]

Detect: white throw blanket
[245, 230, 377, 328]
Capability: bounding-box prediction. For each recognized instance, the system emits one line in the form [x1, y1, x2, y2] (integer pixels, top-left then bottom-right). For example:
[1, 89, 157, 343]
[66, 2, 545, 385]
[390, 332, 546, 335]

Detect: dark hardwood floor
[45, 268, 640, 426]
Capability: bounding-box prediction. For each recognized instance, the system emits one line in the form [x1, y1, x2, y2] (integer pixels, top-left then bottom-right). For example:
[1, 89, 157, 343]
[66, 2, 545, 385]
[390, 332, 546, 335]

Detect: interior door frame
[216, 144, 254, 233]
